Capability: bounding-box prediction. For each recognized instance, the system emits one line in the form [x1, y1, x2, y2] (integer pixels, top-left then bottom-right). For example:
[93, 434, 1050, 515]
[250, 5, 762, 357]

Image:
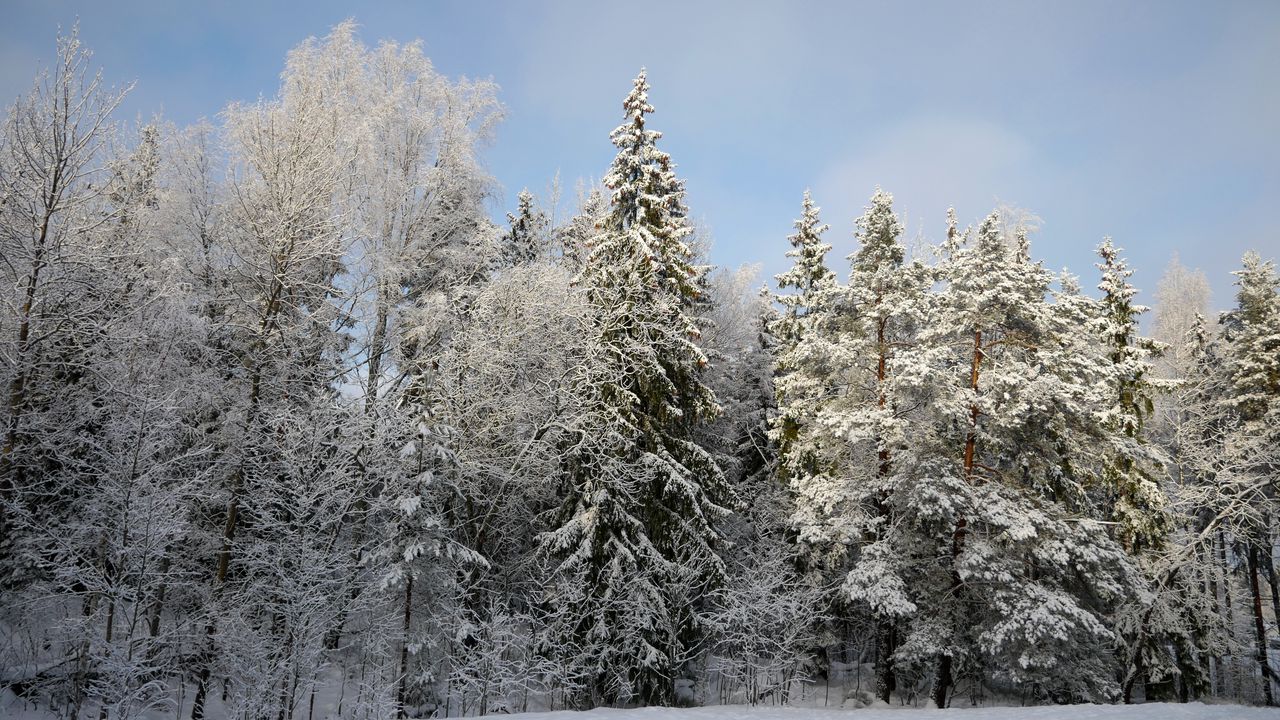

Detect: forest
[1, 21, 1279, 720]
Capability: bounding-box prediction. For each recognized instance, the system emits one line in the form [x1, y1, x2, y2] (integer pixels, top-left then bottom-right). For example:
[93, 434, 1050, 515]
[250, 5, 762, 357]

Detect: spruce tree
[503, 188, 549, 266]
[539, 69, 732, 707]
[770, 192, 838, 548]
[1094, 238, 1170, 553]
[1223, 252, 1280, 426]
[773, 191, 835, 349]
[1218, 252, 1280, 706]
[1093, 240, 1203, 702]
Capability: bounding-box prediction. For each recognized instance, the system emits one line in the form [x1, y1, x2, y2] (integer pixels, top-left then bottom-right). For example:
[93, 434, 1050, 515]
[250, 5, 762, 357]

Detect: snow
[507, 704, 1279, 720]
[7, 688, 1276, 720]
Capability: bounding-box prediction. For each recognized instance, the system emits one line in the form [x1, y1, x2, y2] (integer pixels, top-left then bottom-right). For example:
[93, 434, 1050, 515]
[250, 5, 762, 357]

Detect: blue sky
[2, 0, 1277, 311]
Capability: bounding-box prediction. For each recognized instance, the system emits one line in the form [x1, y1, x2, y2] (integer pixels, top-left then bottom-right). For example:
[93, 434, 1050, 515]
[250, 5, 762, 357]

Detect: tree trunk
[1202, 535, 1222, 696]
[873, 317, 897, 704]
[0, 210, 52, 550]
[1264, 549, 1280, 654]
[1123, 649, 1143, 704]
[100, 588, 116, 720]
[1248, 544, 1274, 706]
[935, 329, 983, 710]
[874, 617, 896, 704]
[397, 574, 414, 718]
[1219, 531, 1240, 699]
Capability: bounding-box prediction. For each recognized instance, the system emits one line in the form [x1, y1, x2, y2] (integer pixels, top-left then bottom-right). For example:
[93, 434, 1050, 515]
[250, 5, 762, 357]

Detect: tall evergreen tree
[838, 190, 933, 704]
[770, 192, 838, 547]
[773, 191, 835, 349]
[539, 69, 733, 707]
[912, 213, 1137, 707]
[1218, 252, 1280, 706]
[1094, 238, 1170, 554]
[1091, 240, 1200, 703]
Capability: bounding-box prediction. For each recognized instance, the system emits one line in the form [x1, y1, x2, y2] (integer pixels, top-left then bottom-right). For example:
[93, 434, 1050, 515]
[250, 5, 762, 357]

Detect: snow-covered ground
[507, 704, 1280, 720]
[5, 690, 1278, 720]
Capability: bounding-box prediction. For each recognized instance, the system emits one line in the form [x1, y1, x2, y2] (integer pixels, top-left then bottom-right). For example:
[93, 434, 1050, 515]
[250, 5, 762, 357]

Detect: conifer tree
[1092, 240, 1204, 702]
[840, 190, 934, 704]
[770, 192, 838, 549]
[1094, 238, 1170, 553]
[1218, 252, 1280, 706]
[504, 188, 549, 266]
[539, 69, 732, 707]
[773, 191, 835, 349]
[1223, 253, 1280, 426]
[781, 189, 931, 702]
[914, 213, 1137, 707]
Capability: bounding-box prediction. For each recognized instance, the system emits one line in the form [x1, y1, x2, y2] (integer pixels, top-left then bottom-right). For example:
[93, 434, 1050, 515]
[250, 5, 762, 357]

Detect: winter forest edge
[1, 20, 1279, 720]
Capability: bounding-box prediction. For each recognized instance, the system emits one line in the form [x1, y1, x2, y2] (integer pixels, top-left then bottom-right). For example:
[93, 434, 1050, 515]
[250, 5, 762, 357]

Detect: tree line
[1, 22, 1278, 719]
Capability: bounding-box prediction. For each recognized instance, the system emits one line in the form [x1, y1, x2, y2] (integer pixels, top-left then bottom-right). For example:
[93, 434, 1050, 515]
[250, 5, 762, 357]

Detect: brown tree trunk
[873, 317, 898, 704]
[934, 330, 982, 710]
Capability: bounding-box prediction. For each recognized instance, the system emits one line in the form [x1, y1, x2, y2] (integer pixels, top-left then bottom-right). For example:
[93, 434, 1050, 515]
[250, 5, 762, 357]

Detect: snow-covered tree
[829, 189, 933, 704]
[538, 69, 733, 707]
[0, 26, 130, 583]
[770, 192, 836, 497]
[908, 213, 1139, 707]
[1094, 238, 1170, 554]
[1152, 255, 1212, 383]
[503, 189, 550, 267]
[775, 189, 931, 702]
[773, 191, 835, 349]
[1212, 252, 1280, 706]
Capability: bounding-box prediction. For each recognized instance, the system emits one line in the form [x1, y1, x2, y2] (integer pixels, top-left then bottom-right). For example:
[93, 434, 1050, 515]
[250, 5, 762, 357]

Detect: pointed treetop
[849, 186, 905, 270]
[1188, 312, 1210, 354]
[1223, 251, 1280, 421]
[1232, 251, 1279, 316]
[1097, 238, 1141, 310]
[942, 207, 962, 256]
[1014, 226, 1031, 263]
[622, 68, 655, 121]
[976, 211, 1002, 253]
[1059, 270, 1083, 296]
[775, 190, 834, 296]
[590, 69, 700, 305]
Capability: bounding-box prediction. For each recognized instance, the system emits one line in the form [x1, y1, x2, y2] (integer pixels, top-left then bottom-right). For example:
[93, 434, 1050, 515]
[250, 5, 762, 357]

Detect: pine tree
[779, 189, 931, 702]
[914, 213, 1137, 707]
[539, 69, 732, 707]
[842, 190, 936, 704]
